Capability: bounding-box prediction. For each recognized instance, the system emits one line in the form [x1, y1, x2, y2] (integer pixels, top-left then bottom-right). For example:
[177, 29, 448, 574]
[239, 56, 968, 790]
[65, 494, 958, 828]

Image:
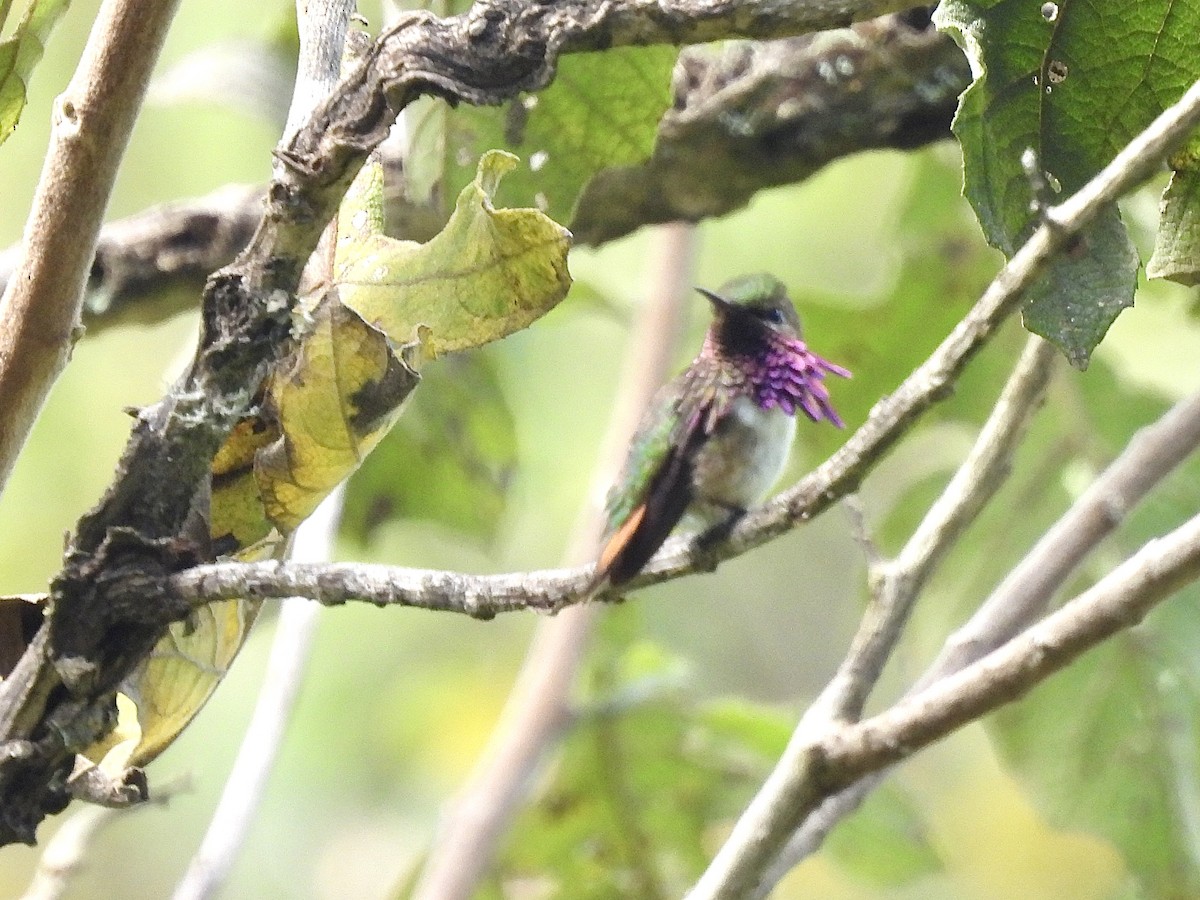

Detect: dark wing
[593, 364, 725, 590]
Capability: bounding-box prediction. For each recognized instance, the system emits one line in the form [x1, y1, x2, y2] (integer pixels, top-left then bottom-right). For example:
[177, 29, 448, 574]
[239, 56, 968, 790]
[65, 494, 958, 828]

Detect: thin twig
[927, 383, 1200, 682]
[171, 494, 341, 900]
[814, 335, 1058, 725]
[20, 776, 190, 900]
[410, 222, 698, 900]
[171, 4, 354, 896]
[0, 0, 184, 494]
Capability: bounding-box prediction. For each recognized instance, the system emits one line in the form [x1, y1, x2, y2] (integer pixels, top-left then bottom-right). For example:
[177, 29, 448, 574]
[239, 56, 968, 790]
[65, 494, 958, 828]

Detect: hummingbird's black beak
[695, 286, 734, 312]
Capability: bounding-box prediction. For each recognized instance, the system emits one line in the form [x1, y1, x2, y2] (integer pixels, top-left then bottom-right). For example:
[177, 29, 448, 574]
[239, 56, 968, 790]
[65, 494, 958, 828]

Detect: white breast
[690, 396, 796, 524]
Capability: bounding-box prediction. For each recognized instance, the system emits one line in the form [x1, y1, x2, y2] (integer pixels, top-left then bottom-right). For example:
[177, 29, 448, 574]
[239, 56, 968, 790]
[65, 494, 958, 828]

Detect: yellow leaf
[255, 297, 422, 533]
[336, 149, 572, 354]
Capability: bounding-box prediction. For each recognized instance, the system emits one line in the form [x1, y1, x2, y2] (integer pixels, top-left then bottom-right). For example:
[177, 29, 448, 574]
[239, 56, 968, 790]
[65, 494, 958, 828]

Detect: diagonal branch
[687, 508, 1200, 900]
[759, 376, 1200, 894]
[814, 335, 1058, 726]
[684, 71, 1200, 898]
[0, 0, 184, 494]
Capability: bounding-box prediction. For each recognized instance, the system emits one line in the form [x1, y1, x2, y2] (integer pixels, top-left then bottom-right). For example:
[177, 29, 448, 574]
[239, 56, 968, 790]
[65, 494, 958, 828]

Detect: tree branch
[814, 335, 1058, 725]
[687, 508, 1200, 900]
[758, 375, 1200, 892]
[685, 72, 1200, 898]
[19, 776, 189, 900]
[573, 9, 968, 244]
[834, 514, 1200, 777]
[0, 0, 184, 493]
[0, 185, 261, 334]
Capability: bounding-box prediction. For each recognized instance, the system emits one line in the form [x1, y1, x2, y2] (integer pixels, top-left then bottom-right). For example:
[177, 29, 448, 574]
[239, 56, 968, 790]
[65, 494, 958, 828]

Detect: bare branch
[0, 0, 184, 493]
[928, 387, 1200, 682]
[762, 375, 1200, 891]
[0, 185, 261, 333]
[688, 510, 1200, 900]
[837, 512, 1200, 771]
[20, 776, 189, 900]
[814, 335, 1058, 724]
[684, 73, 1200, 899]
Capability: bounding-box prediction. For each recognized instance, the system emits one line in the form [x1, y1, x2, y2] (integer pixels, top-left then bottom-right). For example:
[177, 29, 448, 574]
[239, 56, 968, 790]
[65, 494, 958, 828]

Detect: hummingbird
[589, 273, 850, 595]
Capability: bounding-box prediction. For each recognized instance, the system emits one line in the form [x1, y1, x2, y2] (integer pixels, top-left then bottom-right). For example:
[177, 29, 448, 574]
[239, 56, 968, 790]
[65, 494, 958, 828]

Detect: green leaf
[0, 0, 71, 145]
[406, 46, 676, 230]
[336, 150, 573, 355]
[694, 697, 791, 760]
[1021, 207, 1139, 368]
[341, 351, 516, 544]
[934, 0, 1200, 367]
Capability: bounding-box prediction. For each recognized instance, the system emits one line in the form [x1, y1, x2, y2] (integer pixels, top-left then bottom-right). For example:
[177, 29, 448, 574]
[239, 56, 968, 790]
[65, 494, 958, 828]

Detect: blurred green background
[2, 2, 1200, 898]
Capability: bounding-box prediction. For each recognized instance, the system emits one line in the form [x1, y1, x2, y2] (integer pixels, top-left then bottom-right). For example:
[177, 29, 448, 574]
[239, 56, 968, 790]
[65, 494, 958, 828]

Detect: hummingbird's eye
[763, 307, 785, 325]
